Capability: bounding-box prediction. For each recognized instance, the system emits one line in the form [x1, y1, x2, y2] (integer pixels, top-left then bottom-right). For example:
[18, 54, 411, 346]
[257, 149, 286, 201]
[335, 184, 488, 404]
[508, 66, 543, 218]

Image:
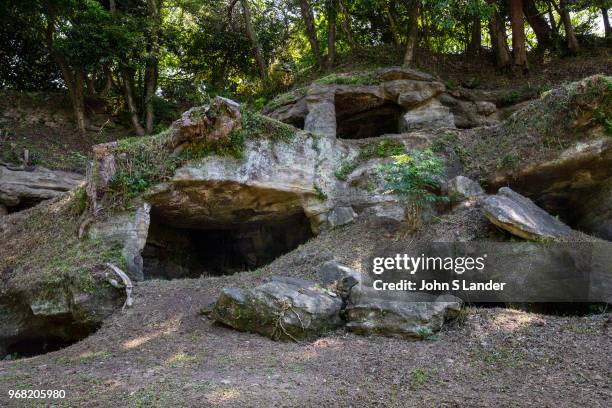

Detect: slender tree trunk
[602, 7, 611, 37]
[241, 0, 267, 79]
[559, 0, 578, 53]
[488, 1, 512, 69]
[523, 0, 552, 48]
[508, 0, 528, 69]
[469, 16, 482, 55]
[338, 0, 358, 50]
[548, 3, 559, 36]
[298, 0, 324, 68]
[403, 2, 419, 66]
[385, 1, 401, 48]
[144, 0, 162, 134]
[44, 7, 87, 134]
[85, 72, 97, 96]
[74, 70, 87, 131]
[122, 70, 145, 136]
[102, 65, 114, 96]
[326, 0, 337, 68]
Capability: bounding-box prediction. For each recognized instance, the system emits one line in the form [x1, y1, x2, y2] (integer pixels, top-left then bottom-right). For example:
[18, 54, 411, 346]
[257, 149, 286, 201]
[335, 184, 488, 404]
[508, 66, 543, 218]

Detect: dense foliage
[380, 149, 448, 228]
[0, 0, 609, 133]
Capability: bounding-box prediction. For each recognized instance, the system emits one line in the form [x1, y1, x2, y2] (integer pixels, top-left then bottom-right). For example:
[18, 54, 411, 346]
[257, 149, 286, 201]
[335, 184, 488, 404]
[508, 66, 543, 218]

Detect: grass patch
[433, 75, 611, 181]
[263, 87, 308, 112]
[0, 191, 125, 300]
[313, 71, 377, 86]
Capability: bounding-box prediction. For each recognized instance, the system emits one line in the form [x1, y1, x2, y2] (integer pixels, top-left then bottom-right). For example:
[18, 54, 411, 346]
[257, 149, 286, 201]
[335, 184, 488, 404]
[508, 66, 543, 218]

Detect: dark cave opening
[5, 198, 44, 214]
[3, 336, 81, 360]
[142, 211, 315, 279]
[286, 116, 305, 130]
[335, 96, 403, 139]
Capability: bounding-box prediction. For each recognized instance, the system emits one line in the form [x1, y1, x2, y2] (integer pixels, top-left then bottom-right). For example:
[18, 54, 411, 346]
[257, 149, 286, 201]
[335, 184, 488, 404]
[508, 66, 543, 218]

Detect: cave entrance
[143, 210, 314, 279]
[335, 95, 403, 139]
[4, 198, 44, 214]
[3, 336, 81, 360]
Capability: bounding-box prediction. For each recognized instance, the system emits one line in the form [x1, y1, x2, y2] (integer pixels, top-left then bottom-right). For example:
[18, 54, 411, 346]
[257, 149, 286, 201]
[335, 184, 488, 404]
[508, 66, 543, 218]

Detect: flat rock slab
[345, 294, 462, 339]
[482, 187, 573, 241]
[211, 279, 343, 341]
[0, 164, 83, 208]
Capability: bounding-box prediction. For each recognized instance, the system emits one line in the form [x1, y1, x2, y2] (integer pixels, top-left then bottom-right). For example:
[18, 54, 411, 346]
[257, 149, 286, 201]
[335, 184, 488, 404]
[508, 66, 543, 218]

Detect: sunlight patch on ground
[205, 387, 241, 404]
[123, 316, 182, 350]
[490, 310, 544, 332]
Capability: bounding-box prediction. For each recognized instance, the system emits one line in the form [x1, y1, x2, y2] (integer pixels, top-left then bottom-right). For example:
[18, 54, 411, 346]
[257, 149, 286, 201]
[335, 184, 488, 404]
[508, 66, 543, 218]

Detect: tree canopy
[0, 0, 608, 133]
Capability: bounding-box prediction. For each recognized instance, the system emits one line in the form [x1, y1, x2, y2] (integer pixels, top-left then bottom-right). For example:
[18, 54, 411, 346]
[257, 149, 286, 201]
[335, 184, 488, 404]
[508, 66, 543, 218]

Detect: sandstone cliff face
[85, 97, 416, 281]
[263, 67, 501, 138]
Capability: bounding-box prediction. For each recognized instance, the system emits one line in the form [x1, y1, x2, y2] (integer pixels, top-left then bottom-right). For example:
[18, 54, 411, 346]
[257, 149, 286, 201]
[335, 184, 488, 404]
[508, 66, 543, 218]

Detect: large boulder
[446, 175, 485, 204]
[319, 261, 463, 339]
[344, 294, 462, 339]
[0, 164, 83, 211]
[482, 187, 574, 241]
[399, 99, 455, 131]
[210, 278, 343, 341]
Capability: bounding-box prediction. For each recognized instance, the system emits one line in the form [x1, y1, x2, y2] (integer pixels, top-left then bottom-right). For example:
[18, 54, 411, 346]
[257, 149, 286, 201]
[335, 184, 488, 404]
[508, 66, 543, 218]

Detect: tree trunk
[102, 65, 115, 96]
[73, 70, 87, 132]
[338, 0, 358, 50]
[602, 7, 611, 38]
[508, 0, 528, 69]
[326, 0, 337, 68]
[144, 0, 162, 134]
[85, 71, 97, 96]
[241, 0, 267, 79]
[559, 0, 578, 53]
[298, 0, 324, 68]
[43, 6, 87, 134]
[488, 1, 512, 69]
[548, 4, 559, 36]
[469, 16, 482, 55]
[522, 0, 552, 48]
[403, 2, 419, 66]
[122, 70, 145, 136]
[385, 1, 401, 48]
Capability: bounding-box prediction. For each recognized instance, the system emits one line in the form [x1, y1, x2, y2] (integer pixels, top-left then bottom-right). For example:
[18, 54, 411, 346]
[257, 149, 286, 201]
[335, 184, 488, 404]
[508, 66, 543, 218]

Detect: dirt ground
[0, 219, 610, 408]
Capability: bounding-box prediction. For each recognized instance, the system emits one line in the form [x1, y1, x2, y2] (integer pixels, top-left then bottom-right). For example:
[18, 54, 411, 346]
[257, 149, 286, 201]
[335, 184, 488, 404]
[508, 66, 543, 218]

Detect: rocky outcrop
[344, 294, 462, 339]
[210, 260, 462, 341]
[0, 265, 123, 359]
[0, 164, 83, 212]
[488, 138, 612, 241]
[446, 175, 485, 204]
[265, 67, 502, 138]
[482, 187, 573, 241]
[85, 97, 416, 279]
[210, 277, 343, 341]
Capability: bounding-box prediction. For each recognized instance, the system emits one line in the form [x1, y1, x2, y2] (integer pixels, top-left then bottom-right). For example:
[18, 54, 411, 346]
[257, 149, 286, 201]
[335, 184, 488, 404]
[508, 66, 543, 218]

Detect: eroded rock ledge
[0, 164, 83, 213]
[263, 67, 501, 138]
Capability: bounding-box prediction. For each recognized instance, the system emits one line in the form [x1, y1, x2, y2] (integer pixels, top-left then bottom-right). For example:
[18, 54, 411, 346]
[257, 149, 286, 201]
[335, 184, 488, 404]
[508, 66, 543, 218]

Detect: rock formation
[263, 67, 502, 138]
[0, 164, 83, 213]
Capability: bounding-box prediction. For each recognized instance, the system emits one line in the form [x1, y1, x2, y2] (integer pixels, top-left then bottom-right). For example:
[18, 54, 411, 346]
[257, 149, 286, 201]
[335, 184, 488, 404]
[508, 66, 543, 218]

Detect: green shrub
[379, 149, 448, 229]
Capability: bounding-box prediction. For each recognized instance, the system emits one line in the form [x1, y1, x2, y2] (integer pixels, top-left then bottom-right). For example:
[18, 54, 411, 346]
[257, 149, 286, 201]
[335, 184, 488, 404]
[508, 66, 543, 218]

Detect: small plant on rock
[379, 149, 448, 229]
